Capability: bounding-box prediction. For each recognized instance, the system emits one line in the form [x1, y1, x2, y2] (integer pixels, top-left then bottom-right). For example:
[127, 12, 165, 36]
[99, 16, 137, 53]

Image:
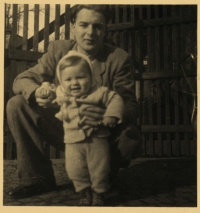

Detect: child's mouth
[71, 88, 81, 92]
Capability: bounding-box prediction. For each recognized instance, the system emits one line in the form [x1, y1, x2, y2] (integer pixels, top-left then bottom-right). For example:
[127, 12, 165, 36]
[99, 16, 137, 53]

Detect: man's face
[73, 8, 106, 55]
[60, 62, 91, 98]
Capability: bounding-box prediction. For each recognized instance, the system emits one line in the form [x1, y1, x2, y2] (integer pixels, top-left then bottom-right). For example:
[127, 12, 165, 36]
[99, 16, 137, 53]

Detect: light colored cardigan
[55, 85, 124, 143]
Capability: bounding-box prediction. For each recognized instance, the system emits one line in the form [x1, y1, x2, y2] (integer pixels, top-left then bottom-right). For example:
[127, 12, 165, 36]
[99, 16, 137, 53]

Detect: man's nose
[87, 25, 95, 35]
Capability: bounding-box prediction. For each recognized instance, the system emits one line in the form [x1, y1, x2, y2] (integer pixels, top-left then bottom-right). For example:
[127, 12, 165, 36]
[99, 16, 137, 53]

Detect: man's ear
[71, 23, 76, 39]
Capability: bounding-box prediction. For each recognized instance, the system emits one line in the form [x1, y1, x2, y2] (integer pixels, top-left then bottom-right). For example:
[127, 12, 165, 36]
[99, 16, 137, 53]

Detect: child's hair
[56, 51, 94, 84]
[59, 56, 91, 77]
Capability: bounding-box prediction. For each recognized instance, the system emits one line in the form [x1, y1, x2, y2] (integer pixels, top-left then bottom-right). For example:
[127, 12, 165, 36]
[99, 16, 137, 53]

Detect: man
[7, 5, 141, 199]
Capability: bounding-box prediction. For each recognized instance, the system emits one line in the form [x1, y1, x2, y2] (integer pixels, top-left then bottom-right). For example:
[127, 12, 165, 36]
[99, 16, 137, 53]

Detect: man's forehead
[75, 9, 106, 23]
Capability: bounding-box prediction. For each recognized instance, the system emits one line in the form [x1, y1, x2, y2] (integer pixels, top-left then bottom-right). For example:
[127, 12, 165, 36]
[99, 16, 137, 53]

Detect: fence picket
[55, 4, 60, 40]
[163, 6, 172, 156]
[44, 4, 50, 52]
[180, 6, 190, 156]
[154, 5, 163, 156]
[65, 5, 70, 39]
[33, 4, 39, 51]
[146, 6, 154, 156]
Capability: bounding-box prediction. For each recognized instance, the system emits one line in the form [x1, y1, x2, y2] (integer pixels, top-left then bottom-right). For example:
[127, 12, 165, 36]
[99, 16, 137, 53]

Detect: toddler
[53, 51, 124, 206]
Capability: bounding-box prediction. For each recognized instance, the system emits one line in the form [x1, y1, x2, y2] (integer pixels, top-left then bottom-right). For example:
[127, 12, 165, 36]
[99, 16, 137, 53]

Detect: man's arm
[110, 48, 138, 126]
[13, 42, 58, 104]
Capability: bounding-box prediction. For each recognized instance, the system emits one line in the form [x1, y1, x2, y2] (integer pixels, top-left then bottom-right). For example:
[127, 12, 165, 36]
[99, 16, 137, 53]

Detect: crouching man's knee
[6, 95, 27, 114]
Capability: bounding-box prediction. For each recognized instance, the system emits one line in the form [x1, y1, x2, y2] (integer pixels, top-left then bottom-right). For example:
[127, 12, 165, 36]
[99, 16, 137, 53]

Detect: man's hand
[102, 117, 118, 128]
[35, 82, 56, 108]
[79, 106, 105, 127]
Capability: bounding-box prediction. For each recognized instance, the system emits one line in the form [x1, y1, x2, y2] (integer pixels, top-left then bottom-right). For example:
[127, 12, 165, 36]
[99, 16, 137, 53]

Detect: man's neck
[77, 45, 99, 61]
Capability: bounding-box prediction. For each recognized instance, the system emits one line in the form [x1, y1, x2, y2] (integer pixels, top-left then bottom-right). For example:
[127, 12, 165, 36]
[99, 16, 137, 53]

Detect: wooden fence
[4, 4, 197, 159]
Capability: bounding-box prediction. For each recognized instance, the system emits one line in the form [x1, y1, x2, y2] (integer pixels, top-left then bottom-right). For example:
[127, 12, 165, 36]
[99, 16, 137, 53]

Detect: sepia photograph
[3, 2, 197, 208]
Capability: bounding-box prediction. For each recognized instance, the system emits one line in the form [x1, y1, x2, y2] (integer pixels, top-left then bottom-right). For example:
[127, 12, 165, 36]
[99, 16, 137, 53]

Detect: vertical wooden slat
[182, 82, 190, 156]
[55, 4, 60, 40]
[107, 6, 113, 43]
[33, 4, 39, 51]
[44, 4, 50, 52]
[121, 5, 128, 51]
[163, 6, 172, 156]
[130, 5, 135, 63]
[9, 4, 18, 98]
[138, 5, 145, 75]
[154, 5, 163, 156]
[10, 5, 18, 49]
[114, 5, 120, 47]
[20, 5, 29, 81]
[65, 4, 70, 40]
[188, 5, 197, 156]
[22, 4, 28, 51]
[146, 6, 154, 156]
[180, 6, 190, 156]
[171, 5, 180, 156]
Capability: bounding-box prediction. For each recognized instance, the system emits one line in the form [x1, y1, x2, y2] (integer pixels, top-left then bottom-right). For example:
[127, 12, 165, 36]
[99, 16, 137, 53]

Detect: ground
[3, 157, 197, 207]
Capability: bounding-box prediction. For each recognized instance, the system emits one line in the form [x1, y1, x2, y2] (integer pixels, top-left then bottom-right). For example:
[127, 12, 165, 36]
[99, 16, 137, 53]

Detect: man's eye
[65, 79, 70, 81]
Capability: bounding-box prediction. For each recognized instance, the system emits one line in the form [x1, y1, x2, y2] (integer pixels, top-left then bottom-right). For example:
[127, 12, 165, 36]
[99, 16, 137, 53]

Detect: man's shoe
[92, 191, 105, 206]
[8, 183, 56, 199]
[78, 188, 92, 206]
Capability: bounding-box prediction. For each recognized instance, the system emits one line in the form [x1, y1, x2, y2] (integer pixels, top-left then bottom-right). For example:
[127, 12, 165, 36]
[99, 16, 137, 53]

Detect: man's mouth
[84, 39, 95, 44]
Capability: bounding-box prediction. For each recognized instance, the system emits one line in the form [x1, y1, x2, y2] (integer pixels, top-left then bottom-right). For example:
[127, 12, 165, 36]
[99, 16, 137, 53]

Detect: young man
[7, 5, 140, 199]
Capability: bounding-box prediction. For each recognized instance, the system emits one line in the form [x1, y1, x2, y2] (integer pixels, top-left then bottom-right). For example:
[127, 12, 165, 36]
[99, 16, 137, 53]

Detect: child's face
[60, 63, 91, 97]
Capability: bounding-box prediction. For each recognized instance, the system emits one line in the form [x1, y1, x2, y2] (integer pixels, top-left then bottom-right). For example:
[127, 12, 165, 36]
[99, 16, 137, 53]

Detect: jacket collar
[72, 42, 106, 77]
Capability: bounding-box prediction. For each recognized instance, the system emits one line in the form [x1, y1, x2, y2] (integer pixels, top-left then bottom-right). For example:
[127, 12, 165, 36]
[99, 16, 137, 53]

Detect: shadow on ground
[110, 158, 197, 204]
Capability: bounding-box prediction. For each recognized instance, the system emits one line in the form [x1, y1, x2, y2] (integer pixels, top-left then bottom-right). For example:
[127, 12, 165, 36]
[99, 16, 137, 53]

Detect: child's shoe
[92, 191, 105, 206]
[78, 188, 92, 206]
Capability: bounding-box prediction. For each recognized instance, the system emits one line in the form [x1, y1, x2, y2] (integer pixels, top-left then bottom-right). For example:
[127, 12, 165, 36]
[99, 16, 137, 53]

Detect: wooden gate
[4, 4, 197, 159]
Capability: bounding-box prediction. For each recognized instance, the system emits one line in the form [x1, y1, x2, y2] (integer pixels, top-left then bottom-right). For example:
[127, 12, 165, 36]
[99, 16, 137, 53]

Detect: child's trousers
[65, 135, 110, 193]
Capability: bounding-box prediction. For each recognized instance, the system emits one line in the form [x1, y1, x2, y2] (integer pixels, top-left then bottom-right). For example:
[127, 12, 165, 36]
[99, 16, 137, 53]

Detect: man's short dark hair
[70, 4, 112, 24]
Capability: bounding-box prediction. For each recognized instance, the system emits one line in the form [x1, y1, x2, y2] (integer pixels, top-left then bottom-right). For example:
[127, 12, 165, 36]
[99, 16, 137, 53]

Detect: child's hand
[102, 117, 118, 128]
[35, 82, 56, 108]
[35, 82, 56, 99]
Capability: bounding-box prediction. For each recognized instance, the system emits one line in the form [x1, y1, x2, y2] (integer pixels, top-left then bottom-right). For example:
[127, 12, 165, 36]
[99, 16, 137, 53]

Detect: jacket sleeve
[108, 48, 138, 125]
[100, 87, 124, 124]
[13, 41, 57, 102]
[12, 40, 73, 103]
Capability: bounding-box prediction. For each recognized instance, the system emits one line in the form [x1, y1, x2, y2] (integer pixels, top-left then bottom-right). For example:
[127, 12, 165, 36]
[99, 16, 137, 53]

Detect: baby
[52, 51, 124, 206]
